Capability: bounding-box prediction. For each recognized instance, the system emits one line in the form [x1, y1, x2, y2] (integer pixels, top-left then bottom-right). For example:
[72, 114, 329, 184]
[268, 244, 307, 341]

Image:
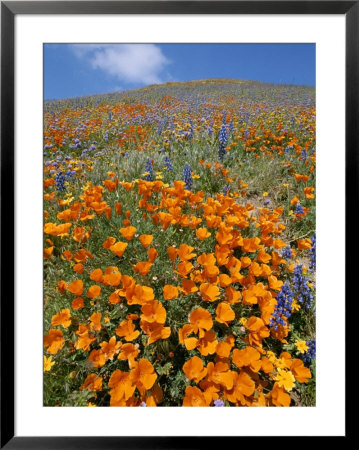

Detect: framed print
[1, 1, 354, 447]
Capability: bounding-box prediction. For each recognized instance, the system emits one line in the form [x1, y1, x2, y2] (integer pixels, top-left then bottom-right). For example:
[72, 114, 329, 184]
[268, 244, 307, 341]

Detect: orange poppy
[72, 296, 84, 310]
[163, 285, 179, 300]
[197, 329, 218, 356]
[240, 256, 252, 268]
[73, 263, 84, 274]
[133, 261, 152, 277]
[89, 312, 102, 331]
[103, 272, 122, 286]
[139, 234, 153, 249]
[297, 238, 312, 250]
[232, 346, 261, 372]
[44, 246, 54, 260]
[67, 280, 84, 296]
[242, 237, 261, 252]
[180, 279, 198, 295]
[115, 202, 122, 215]
[51, 309, 71, 328]
[126, 284, 154, 306]
[268, 275, 283, 291]
[140, 300, 166, 324]
[88, 349, 106, 368]
[304, 186, 315, 199]
[167, 246, 178, 262]
[44, 222, 72, 237]
[261, 356, 274, 374]
[196, 227, 211, 241]
[189, 308, 213, 336]
[183, 386, 207, 406]
[75, 324, 96, 351]
[73, 248, 93, 263]
[120, 181, 134, 191]
[131, 359, 158, 391]
[215, 302, 235, 326]
[178, 324, 198, 350]
[183, 356, 207, 382]
[108, 369, 136, 405]
[108, 291, 122, 305]
[225, 286, 242, 304]
[176, 261, 193, 277]
[177, 244, 196, 261]
[290, 359, 312, 383]
[90, 268, 103, 283]
[57, 280, 67, 294]
[44, 329, 65, 355]
[273, 239, 286, 249]
[87, 285, 101, 299]
[206, 361, 234, 390]
[80, 374, 103, 391]
[270, 382, 291, 406]
[215, 245, 231, 266]
[216, 335, 235, 358]
[225, 370, 255, 404]
[197, 252, 216, 267]
[272, 251, 285, 266]
[218, 273, 232, 287]
[61, 250, 73, 261]
[147, 248, 158, 263]
[102, 236, 116, 249]
[100, 336, 122, 361]
[103, 179, 118, 192]
[246, 316, 270, 346]
[110, 241, 128, 258]
[200, 283, 220, 302]
[119, 226, 137, 241]
[117, 343, 139, 368]
[116, 319, 140, 342]
[73, 226, 91, 243]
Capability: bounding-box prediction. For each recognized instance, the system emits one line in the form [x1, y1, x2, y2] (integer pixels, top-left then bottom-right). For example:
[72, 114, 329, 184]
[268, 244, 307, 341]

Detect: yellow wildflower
[275, 369, 296, 391]
[44, 355, 55, 372]
[295, 340, 309, 354]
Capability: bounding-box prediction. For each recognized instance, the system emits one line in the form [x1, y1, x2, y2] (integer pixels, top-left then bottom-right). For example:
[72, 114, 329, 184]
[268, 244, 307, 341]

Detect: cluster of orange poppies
[44, 173, 314, 406]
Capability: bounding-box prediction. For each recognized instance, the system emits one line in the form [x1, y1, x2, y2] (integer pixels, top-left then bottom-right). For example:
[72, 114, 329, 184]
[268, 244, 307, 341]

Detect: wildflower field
[43, 79, 316, 407]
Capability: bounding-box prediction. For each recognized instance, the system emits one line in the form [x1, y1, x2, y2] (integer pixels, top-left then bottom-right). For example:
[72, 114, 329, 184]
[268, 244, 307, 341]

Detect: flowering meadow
[43, 79, 316, 407]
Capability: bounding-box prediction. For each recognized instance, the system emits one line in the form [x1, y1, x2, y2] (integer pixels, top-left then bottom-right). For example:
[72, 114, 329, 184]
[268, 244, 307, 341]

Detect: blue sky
[44, 44, 315, 100]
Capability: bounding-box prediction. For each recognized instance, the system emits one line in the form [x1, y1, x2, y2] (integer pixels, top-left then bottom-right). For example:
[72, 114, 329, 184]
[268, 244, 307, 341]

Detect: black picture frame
[1, 1, 353, 447]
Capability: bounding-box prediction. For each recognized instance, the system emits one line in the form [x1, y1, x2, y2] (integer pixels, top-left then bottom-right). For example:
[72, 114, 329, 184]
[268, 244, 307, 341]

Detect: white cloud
[70, 44, 170, 85]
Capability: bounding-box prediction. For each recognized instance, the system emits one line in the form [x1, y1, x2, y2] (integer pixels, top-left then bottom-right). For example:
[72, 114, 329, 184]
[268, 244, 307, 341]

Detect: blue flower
[295, 203, 305, 215]
[164, 155, 173, 171]
[214, 399, 225, 407]
[208, 120, 213, 137]
[300, 149, 307, 160]
[309, 232, 316, 271]
[144, 158, 154, 181]
[228, 119, 234, 136]
[55, 171, 66, 192]
[222, 185, 230, 196]
[292, 265, 313, 309]
[183, 163, 193, 190]
[281, 246, 293, 260]
[269, 283, 294, 331]
[218, 123, 228, 161]
[301, 339, 316, 364]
